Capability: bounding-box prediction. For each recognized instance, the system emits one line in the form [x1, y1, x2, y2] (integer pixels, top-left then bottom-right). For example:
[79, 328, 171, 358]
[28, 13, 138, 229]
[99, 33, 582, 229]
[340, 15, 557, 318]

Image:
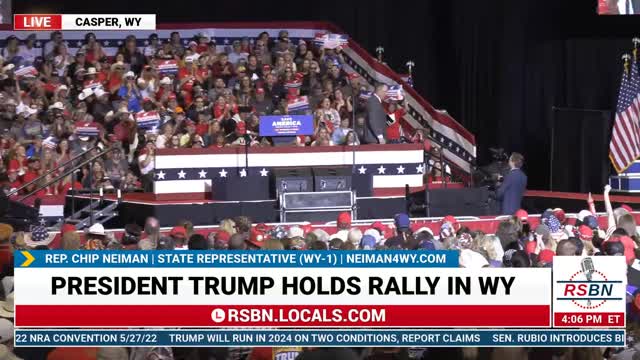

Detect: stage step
[52, 200, 119, 231]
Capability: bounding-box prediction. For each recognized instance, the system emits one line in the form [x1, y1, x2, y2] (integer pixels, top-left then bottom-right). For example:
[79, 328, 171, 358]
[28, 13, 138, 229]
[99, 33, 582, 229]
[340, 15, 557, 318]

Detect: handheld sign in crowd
[259, 115, 314, 137]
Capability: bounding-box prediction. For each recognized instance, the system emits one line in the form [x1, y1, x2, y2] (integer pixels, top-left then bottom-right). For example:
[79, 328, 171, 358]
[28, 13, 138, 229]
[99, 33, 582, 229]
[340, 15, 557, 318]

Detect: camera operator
[495, 152, 527, 215]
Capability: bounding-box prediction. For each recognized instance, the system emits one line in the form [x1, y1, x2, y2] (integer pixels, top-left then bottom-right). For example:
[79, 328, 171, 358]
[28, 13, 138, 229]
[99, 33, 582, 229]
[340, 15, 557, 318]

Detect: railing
[19, 146, 118, 202]
[7, 145, 98, 197]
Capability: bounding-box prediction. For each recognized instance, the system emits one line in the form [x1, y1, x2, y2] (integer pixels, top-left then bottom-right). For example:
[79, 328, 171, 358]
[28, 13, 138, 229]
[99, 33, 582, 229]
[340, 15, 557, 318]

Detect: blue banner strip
[14, 329, 625, 347]
[14, 250, 459, 268]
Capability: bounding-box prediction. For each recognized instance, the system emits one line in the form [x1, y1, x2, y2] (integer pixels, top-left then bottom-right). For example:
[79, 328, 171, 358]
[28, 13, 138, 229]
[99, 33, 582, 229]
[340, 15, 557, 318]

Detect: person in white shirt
[144, 33, 161, 59]
[155, 123, 174, 149]
[137, 141, 155, 192]
[614, 0, 640, 14]
[43, 31, 64, 60]
[17, 34, 39, 64]
[228, 40, 248, 66]
[332, 117, 354, 145]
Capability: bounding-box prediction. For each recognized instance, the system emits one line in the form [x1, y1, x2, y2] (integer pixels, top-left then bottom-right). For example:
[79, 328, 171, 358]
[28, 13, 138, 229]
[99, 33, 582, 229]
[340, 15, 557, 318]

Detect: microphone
[581, 257, 595, 282]
[581, 257, 595, 306]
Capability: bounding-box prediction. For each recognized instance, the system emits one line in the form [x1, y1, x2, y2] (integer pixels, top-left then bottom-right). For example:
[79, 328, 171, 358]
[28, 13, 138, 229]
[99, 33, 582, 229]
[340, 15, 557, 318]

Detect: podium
[609, 161, 640, 193]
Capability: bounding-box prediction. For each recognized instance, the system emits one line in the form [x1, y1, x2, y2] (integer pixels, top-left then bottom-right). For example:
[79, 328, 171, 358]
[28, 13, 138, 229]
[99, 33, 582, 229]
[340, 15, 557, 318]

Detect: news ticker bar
[13, 14, 156, 31]
[14, 250, 458, 268]
[14, 329, 625, 347]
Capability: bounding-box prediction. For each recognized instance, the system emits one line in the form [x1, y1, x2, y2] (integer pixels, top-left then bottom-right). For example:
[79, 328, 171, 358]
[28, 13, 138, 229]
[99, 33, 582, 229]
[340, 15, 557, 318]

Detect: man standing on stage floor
[364, 83, 388, 144]
[496, 152, 527, 215]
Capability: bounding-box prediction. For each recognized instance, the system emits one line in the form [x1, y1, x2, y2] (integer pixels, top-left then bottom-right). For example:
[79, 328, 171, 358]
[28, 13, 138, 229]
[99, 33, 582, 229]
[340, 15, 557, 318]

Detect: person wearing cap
[91, 87, 112, 122]
[228, 40, 248, 66]
[180, 119, 204, 148]
[144, 33, 161, 59]
[117, 70, 142, 112]
[252, 87, 273, 115]
[385, 213, 412, 248]
[68, 50, 88, 82]
[211, 231, 231, 250]
[226, 121, 250, 146]
[495, 152, 527, 215]
[82, 223, 106, 250]
[360, 235, 377, 250]
[168, 226, 188, 250]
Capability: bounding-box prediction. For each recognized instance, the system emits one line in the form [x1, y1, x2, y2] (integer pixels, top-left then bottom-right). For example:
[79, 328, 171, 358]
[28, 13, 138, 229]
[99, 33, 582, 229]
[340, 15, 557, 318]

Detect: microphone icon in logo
[581, 257, 595, 306]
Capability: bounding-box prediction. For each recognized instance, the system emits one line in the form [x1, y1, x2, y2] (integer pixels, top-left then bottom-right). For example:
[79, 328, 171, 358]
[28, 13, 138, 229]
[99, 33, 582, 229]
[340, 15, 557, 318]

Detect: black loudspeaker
[425, 187, 490, 217]
[0, 192, 39, 231]
[280, 191, 354, 222]
[313, 166, 352, 192]
[273, 167, 313, 196]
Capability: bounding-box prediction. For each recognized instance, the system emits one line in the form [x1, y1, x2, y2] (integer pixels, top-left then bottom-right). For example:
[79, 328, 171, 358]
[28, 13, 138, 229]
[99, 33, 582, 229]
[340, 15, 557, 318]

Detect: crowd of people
[0, 30, 421, 195]
[0, 185, 639, 359]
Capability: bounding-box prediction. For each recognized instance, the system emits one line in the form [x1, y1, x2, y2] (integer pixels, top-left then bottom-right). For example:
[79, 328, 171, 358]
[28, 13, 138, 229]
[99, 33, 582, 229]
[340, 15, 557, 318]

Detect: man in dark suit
[364, 84, 388, 144]
[496, 152, 527, 215]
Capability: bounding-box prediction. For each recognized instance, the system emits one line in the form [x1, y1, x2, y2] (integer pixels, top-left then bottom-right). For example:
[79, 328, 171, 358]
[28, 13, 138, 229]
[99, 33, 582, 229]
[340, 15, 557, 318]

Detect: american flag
[610, 55, 640, 173]
[136, 110, 161, 130]
[157, 60, 178, 75]
[287, 96, 309, 113]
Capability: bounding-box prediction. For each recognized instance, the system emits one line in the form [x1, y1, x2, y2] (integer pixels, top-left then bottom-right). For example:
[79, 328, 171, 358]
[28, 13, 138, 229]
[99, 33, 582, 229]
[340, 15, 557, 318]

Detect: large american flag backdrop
[154, 144, 425, 200]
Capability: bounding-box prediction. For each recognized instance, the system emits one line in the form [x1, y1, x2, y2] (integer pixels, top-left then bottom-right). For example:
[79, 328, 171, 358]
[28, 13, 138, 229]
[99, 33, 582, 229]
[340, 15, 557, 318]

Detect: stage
[66, 192, 409, 228]
[64, 189, 640, 228]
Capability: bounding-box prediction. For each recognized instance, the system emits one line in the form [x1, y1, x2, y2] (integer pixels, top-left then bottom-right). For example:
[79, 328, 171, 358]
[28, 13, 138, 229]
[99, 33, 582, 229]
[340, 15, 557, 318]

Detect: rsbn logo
[557, 257, 623, 309]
